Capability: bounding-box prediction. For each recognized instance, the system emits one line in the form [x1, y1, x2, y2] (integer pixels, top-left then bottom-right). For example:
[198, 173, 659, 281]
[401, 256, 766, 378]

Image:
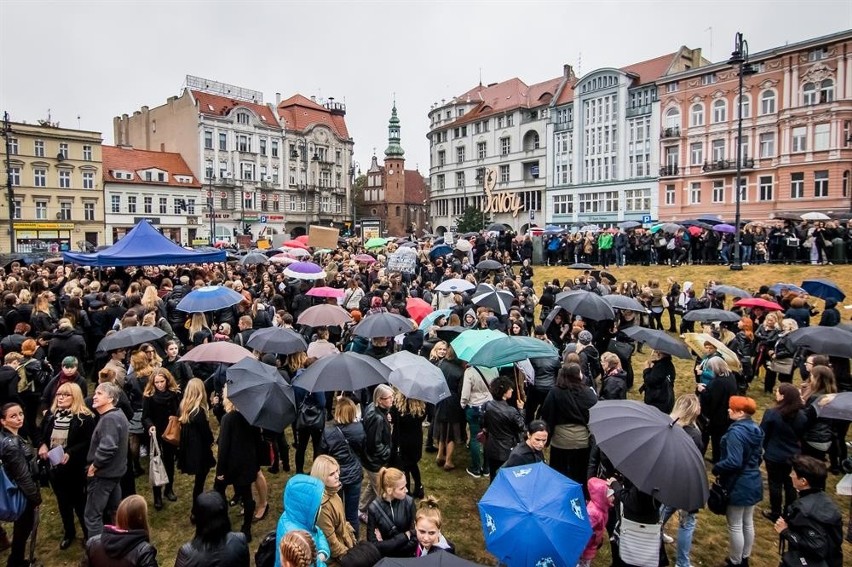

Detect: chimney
[141, 106, 149, 113]
[275, 92, 281, 105]
[160, 143, 165, 152]
[310, 96, 316, 102]
[563, 64, 576, 80]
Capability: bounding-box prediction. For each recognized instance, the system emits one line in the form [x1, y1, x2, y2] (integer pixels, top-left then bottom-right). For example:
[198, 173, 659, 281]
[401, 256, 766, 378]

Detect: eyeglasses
[55, 392, 71, 397]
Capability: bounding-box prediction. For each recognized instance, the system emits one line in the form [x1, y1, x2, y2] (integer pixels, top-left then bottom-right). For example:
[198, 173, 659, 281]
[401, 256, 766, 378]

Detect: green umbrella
[365, 237, 387, 249]
[467, 336, 559, 367]
[450, 329, 505, 362]
[649, 224, 663, 234]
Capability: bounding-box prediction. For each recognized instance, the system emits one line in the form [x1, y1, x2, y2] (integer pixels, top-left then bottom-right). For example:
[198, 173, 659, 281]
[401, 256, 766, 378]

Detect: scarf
[50, 409, 73, 448]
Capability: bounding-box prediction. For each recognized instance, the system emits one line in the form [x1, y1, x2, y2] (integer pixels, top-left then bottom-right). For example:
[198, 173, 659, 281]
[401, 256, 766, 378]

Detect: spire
[384, 100, 405, 158]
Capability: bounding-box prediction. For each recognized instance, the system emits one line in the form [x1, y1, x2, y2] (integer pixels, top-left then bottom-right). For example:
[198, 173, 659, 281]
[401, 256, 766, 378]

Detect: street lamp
[349, 160, 360, 238]
[290, 140, 320, 235]
[728, 31, 757, 271]
[2, 112, 15, 253]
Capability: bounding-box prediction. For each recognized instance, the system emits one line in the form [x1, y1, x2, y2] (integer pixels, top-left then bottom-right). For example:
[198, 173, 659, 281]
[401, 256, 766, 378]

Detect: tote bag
[617, 503, 661, 567]
[149, 435, 169, 487]
[0, 462, 27, 522]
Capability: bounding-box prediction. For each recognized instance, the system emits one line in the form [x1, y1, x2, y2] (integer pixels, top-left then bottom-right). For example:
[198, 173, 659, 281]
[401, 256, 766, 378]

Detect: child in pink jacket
[578, 477, 614, 567]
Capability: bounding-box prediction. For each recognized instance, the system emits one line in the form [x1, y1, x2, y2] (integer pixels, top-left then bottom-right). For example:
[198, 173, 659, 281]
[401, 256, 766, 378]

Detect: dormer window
[111, 170, 133, 181]
[236, 112, 250, 125]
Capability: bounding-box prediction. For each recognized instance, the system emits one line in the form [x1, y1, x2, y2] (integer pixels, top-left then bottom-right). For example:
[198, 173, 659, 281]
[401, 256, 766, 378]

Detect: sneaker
[662, 533, 674, 544]
[466, 467, 481, 478]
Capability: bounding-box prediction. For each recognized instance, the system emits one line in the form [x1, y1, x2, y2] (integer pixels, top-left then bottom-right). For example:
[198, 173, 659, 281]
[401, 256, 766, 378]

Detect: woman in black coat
[759, 383, 807, 521]
[698, 357, 738, 463]
[503, 420, 548, 468]
[177, 379, 216, 523]
[483, 377, 525, 482]
[435, 351, 466, 471]
[390, 391, 426, 498]
[37, 382, 95, 550]
[640, 351, 675, 414]
[174, 491, 250, 567]
[320, 397, 365, 533]
[0, 402, 42, 567]
[162, 340, 192, 393]
[141, 368, 181, 510]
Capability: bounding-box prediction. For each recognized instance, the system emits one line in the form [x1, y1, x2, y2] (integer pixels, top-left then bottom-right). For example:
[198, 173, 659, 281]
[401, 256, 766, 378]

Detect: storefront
[13, 222, 74, 253]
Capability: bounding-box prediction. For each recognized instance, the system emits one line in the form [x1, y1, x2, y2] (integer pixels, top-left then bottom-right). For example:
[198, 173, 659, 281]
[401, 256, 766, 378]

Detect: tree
[455, 207, 490, 233]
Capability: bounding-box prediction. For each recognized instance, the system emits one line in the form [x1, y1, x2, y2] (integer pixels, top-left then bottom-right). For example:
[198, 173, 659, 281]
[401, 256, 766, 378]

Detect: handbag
[148, 434, 169, 487]
[162, 415, 181, 447]
[780, 538, 829, 567]
[607, 338, 634, 362]
[296, 399, 325, 430]
[707, 478, 730, 515]
[768, 358, 794, 375]
[0, 461, 27, 522]
[617, 503, 661, 567]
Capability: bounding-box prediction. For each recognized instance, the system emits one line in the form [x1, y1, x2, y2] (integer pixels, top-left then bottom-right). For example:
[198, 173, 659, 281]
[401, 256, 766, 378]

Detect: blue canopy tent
[62, 220, 226, 266]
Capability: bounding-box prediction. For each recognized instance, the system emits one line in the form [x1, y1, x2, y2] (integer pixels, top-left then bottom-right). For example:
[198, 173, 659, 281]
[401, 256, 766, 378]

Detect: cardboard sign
[308, 225, 339, 249]
[387, 251, 417, 273]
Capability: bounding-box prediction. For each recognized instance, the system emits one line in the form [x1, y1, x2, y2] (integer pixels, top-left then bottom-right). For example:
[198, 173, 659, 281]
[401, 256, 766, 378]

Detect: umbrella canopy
[713, 223, 736, 233]
[651, 222, 682, 234]
[365, 237, 388, 249]
[589, 400, 709, 510]
[305, 286, 344, 299]
[683, 333, 742, 372]
[467, 336, 559, 367]
[697, 214, 724, 225]
[801, 211, 831, 221]
[375, 551, 487, 567]
[181, 342, 253, 365]
[240, 251, 269, 265]
[382, 351, 451, 404]
[814, 392, 852, 420]
[602, 294, 647, 313]
[269, 253, 298, 265]
[96, 327, 167, 354]
[711, 285, 752, 299]
[618, 220, 641, 229]
[280, 240, 308, 250]
[397, 241, 417, 248]
[245, 327, 308, 355]
[769, 282, 806, 296]
[787, 326, 852, 358]
[555, 290, 615, 321]
[567, 262, 593, 270]
[486, 222, 506, 232]
[681, 219, 713, 229]
[282, 247, 310, 258]
[682, 308, 742, 323]
[454, 239, 472, 253]
[297, 304, 353, 327]
[177, 286, 245, 313]
[405, 297, 433, 325]
[620, 327, 692, 359]
[476, 259, 503, 271]
[479, 463, 592, 567]
[590, 269, 617, 284]
[687, 225, 703, 237]
[450, 329, 505, 362]
[435, 278, 475, 293]
[801, 278, 846, 302]
[352, 312, 415, 338]
[419, 309, 452, 331]
[292, 352, 390, 392]
[435, 325, 468, 342]
[353, 253, 376, 263]
[225, 358, 297, 431]
[283, 261, 326, 281]
[734, 297, 783, 311]
[429, 244, 452, 258]
[470, 283, 515, 316]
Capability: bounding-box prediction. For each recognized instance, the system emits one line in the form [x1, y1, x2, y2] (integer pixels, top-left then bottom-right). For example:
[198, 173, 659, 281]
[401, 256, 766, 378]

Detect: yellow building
[1, 119, 104, 254]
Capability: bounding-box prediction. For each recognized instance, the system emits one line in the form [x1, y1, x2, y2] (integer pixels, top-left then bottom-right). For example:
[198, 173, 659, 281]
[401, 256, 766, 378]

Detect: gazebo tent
[62, 221, 226, 267]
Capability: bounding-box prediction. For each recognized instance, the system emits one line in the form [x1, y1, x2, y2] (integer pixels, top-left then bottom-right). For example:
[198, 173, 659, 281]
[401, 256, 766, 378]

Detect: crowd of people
[0, 229, 848, 567]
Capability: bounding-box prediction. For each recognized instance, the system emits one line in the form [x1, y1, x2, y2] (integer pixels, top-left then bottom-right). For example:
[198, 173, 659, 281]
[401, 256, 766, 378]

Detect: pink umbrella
[281, 240, 309, 250]
[295, 235, 310, 244]
[306, 286, 345, 299]
[269, 253, 297, 265]
[353, 254, 376, 263]
[181, 342, 253, 364]
[734, 297, 783, 311]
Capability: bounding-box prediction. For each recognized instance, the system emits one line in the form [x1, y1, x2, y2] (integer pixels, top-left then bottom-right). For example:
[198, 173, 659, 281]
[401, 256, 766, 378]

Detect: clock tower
[383, 101, 407, 234]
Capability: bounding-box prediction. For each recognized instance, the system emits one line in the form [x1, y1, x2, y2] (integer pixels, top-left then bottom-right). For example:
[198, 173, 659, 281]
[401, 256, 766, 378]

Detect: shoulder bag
[616, 502, 661, 567]
[162, 415, 181, 447]
[0, 457, 26, 522]
[149, 434, 169, 487]
[708, 444, 752, 515]
[296, 397, 325, 430]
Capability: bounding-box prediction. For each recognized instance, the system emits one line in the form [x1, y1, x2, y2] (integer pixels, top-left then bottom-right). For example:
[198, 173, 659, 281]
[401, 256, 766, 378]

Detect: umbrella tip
[669, 417, 680, 428]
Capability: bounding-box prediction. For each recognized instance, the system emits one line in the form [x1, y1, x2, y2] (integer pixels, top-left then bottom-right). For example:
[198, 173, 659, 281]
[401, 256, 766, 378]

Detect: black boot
[241, 500, 255, 543]
[153, 488, 164, 511]
[164, 484, 177, 502]
[281, 447, 291, 472]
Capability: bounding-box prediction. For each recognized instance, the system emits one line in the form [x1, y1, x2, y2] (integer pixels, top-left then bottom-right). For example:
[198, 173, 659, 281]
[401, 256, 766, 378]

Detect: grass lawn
[15, 263, 852, 566]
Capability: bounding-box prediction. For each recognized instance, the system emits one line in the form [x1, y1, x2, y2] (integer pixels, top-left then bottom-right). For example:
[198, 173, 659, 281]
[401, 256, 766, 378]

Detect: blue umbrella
[769, 282, 806, 296]
[419, 309, 452, 331]
[479, 463, 592, 567]
[429, 244, 452, 258]
[176, 285, 245, 313]
[801, 278, 846, 302]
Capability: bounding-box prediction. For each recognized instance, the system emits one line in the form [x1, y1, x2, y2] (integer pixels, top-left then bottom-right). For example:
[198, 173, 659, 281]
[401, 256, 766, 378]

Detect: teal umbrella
[450, 329, 505, 362]
[365, 237, 387, 249]
[468, 336, 559, 367]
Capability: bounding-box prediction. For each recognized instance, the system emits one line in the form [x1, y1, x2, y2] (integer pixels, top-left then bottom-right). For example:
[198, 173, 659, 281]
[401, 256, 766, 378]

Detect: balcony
[626, 104, 653, 118]
[660, 126, 681, 139]
[702, 158, 755, 175]
[554, 120, 573, 132]
[659, 165, 680, 177]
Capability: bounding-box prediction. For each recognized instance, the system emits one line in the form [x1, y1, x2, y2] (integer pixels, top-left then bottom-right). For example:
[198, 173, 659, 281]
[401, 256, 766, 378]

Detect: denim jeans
[615, 247, 626, 266]
[720, 244, 731, 264]
[465, 406, 484, 473]
[662, 505, 697, 567]
[341, 481, 362, 533]
[740, 245, 753, 264]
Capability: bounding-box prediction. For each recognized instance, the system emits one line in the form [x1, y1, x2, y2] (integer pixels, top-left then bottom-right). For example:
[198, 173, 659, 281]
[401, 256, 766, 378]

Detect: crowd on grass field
[0, 231, 848, 567]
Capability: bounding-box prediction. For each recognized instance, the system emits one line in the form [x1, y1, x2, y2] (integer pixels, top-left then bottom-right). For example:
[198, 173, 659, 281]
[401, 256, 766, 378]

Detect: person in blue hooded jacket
[275, 474, 330, 567]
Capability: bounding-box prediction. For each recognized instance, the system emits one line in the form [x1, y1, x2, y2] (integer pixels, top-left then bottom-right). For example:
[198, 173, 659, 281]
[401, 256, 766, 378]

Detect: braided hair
[279, 530, 316, 567]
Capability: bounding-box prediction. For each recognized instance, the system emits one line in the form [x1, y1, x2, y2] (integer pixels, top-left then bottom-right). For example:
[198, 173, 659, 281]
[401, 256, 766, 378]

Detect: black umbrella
[696, 214, 724, 225]
[225, 358, 297, 431]
[462, 231, 479, 239]
[620, 327, 692, 359]
[352, 312, 415, 338]
[680, 219, 713, 230]
[486, 223, 506, 232]
[471, 283, 515, 316]
[246, 327, 308, 355]
[814, 392, 852, 420]
[555, 290, 615, 321]
[602, 294, 646, 313]
[542, 306, 566, 331]
[435, 325, 469, 342]
[787, 326, 852, 358]
[682, 308, 742, 323]
[589, 400, 708, 510]
[291, 352, 390, 392]
[591, 269, 617, 284]
[96, 327, 167, 353]
[711, 285, 752, 299]
[476, 259, 503, 271]
[376, 550, 487, 567]
[568, 262, 593, 270]
[240, 252, 269, 265]
[618, 221, 641, 229]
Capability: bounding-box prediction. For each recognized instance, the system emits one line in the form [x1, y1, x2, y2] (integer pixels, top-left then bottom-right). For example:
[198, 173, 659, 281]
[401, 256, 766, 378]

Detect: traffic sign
[260, 215, 268, 224]
[642, 215, 652, 224]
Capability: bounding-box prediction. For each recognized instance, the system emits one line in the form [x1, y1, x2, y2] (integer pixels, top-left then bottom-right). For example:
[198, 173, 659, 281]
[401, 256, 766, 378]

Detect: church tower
[383, 101, 407, 235]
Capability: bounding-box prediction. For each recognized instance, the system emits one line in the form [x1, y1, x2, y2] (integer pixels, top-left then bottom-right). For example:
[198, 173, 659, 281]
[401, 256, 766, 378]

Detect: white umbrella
[436, 278, 476, 293]
[454, 239, 472, 252]
[801, 212, 830, 221]
[282, 247, 310, 258]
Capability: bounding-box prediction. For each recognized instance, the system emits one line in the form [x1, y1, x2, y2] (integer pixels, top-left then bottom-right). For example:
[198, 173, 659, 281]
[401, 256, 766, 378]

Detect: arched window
[664, 107, 681, 129]
[760, 90, 776, 115]
[523, 131, 540, 151]
[712, 99, 727, 123]
[690, 103, 704, 127]
[820, 79, 834, 103]
[735, 95, 751, 119]
[803, 82, 817, 105]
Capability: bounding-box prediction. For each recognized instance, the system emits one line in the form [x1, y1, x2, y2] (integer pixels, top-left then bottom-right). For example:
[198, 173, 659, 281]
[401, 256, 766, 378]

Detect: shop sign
[13, 222, 74, 230]
[133, 217, 160, 224]
[481, 167, 522, 218]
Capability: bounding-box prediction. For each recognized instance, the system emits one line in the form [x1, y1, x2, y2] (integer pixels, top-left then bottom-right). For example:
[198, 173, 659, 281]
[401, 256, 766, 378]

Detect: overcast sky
[2, 1, 850, 175]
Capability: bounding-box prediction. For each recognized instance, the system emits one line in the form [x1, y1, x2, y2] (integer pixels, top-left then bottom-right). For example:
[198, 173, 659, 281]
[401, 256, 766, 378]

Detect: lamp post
[206, 176, 216, 246]
[2, 112, 15, 253]
[728, 32, 757, 271]
[349, 160, 360, 238]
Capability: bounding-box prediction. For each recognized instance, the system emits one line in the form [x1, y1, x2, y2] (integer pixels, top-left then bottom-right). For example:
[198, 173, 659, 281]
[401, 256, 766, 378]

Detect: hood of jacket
[824, 298, 838, 310]
[792, 489, 843, 526]
[282, 474, 324, 529]
[587, 477, 612, 511]
[99, 526, 150, 558]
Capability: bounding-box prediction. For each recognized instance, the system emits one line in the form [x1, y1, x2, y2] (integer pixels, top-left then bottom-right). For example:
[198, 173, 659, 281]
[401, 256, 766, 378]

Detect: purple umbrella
[713, 224, 736, 233]
[283, 261, 327, 281]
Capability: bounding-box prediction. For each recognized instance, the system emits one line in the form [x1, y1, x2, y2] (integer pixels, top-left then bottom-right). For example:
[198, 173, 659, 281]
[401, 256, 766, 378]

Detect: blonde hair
[780, 318, 799, 333]
[429, 341, 448, 362]
[143, 367, 180, 397]
[415, 495, 443, 530]
[141, 286, 160, 312]
[378, 467, 406, 500]
[115, 495, 150, 537]
[179, 378, 208, 424]
[279, 529, 316, 567]
[310, 455, 339, 485]
[600, 352, 621, 370]
[670, 394, 700, 427]
[393, 389, 425, 418]
[287, 351, 308, 374]
[188, 313, 211, 337]
[333, 397, 357, 425]
[50, 382, 94, 417]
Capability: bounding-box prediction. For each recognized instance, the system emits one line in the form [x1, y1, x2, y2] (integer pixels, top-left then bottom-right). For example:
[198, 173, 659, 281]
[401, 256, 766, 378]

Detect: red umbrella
[281, 240, 309, 250]
[295, 235, 310, 244]
[687, 226, 702, 237]
[306, 286, 344, 299]
[734, 298, 783, 311]
[406, 297, 433, 325]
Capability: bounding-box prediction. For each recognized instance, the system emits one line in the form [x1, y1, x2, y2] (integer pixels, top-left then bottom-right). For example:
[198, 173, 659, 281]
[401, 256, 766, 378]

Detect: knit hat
[729, 396, 757, 415]
[578, 330, 593, 345]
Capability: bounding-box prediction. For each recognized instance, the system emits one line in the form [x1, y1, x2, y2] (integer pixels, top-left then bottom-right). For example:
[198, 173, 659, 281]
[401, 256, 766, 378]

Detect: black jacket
[215, 411, 261, 486]
[641, 358, 675, 414]
[0, 365, 20, 406]
[85, 526, 158, 567]
[362, 403, 392, 472]
[174, 532, 249, 567]
[540, 386, 598, 431]
[780, 489, 844, 567]
[0, 430, 40, 505]
[320, 421, 365, 485]
[700, 373, 737, 432]
[46, 328, 87, 373]
[483, 400, 525, 462]
[177, 409, 215, 476]
[759, 407, 807, 464]
[366, 496, 416, 557]
[600, 369, 627, 400]
[529, 355, 560, 391]
[39, 410, 96, 471]
[503, 441, 544, 468]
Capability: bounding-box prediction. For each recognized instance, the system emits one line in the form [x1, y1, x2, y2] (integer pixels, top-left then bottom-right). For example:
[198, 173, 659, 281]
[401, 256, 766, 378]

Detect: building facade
[102, 145, 203, 244]
[657, 30, 852, 221]
[362, 104, 430, 236]
[1, 119, 104, 253]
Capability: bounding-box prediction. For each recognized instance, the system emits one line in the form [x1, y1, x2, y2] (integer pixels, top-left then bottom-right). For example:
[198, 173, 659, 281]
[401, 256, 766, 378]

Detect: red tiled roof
[277, 95, 350, 140]
[191, 90, 279, 127]
[448, 76, 563, 127]
[404, 170, 428, 203]
[620, 52, 678, 84]
[102, 145, 202, 188]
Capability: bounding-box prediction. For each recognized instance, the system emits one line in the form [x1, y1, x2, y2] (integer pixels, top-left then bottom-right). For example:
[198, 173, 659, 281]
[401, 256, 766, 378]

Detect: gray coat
[87, 407, 129, 479]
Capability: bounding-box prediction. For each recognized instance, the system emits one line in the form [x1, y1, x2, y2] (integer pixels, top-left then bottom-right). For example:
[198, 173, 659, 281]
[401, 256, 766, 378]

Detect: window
[737, 178, 748, 202]
[35, 200, 47, 220]
[237, 135, 251, 152]
[819, 79, 834, 103]
[220, 196, 228, 209]
[456, 146, 465, 164]
[8, 167, 20, 186]
[111, 195, 120, 213]
[814, 170, 829, 197]
[477, 142, 487, 160]
[701, 73, 717, 85]
[712, 180, 724, 203]
[759, 132, 775, 158]
[241, 162, 254, 180]
[712, 99, 727, 123]
[803, 83, 817, 106]
[84, 202, 95, 221]
[499, 164, 510, 183]
[790, 172, 804, 199]
[259, 139, 267, 156]
[34, 168, 46, 187]
[8, 138, 17, 155]
[624, 188, 650, 212]
[814, 123, 830, 151]
[760, 90, 776, 115]
[12, 201, 21, 219]
[127, 196, 137, 213]
[711, 139, 725, 162]
[455, 171, 465, 188]
[500, 137, 511, 155]
[665, 184, 676, 205]
[82, 171, 94, 189]
[552, 194, 573, 215]
[59, 170, 71, 188]
[59, 202, 72, 221]
[271, 140, 279, 157]
[689, 182, 701, 204]
[58, 143, 68, 159]
[435, 174, 445, 190]
[690, 103, 704, 127]
[666, 83, 679, 93]
[218, 133, 227, 151]
[808, 47, 828, 61]
[735, 95, 751, 119]
[843, 170, 850, 197]
[792, 127, 807, 152]
[759, 176, 773, 201]
[437, 150, 445, 166]
[83, 145, 92, 161]
[738, 135, 749, 159]
[204, 131, 213, 149]
[690, 142, 703, 166]
[506, 114, 513, 126]
[159, 197, 168, 214]
[187, 199, 195, 215]
[34, 140, 44, 157]
[236, 112, 250, 125]
[143, 196, 152, 214]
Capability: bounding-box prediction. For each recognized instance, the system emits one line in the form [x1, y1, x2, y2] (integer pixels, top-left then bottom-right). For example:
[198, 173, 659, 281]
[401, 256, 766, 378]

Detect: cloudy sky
[2, 1, 850, 174]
